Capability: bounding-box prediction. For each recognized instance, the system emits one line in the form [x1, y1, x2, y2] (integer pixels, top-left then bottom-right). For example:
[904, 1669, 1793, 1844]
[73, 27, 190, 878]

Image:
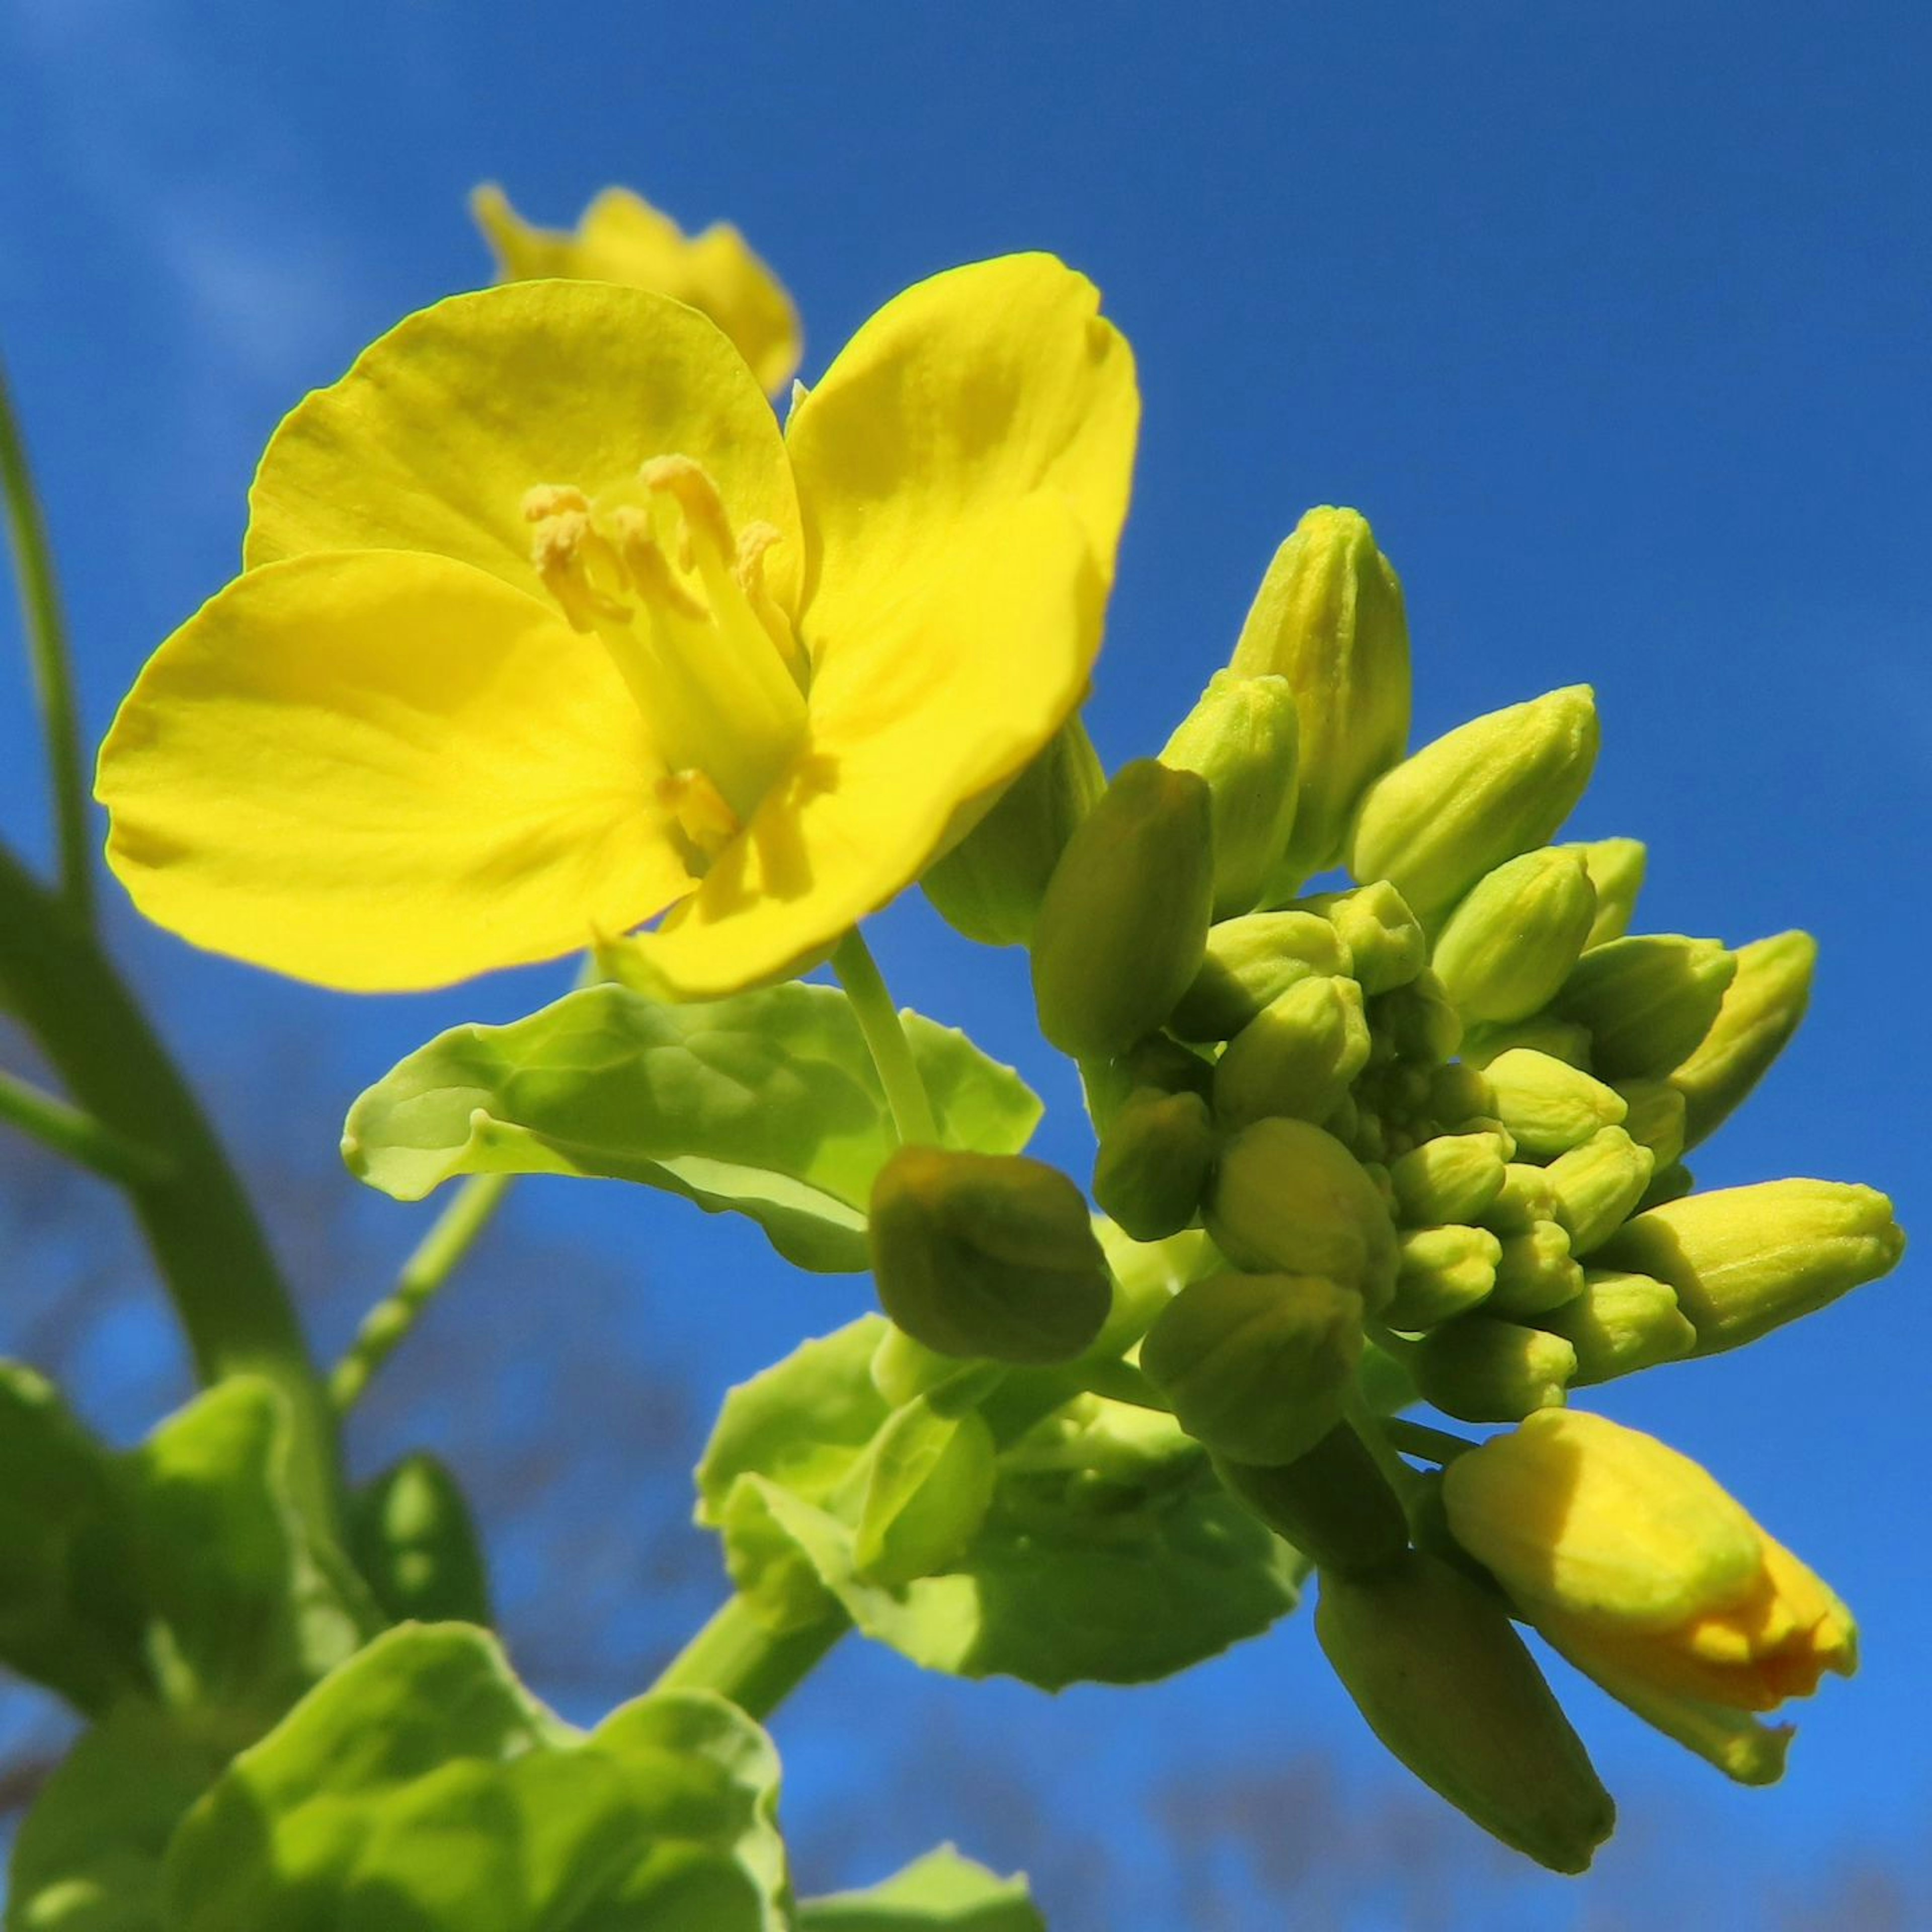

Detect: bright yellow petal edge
[472, 183, 802, 398]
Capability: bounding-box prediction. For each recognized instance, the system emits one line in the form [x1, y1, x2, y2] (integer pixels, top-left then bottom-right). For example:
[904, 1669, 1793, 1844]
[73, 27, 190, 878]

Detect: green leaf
[343, 982, 1041, 1272]
[0, 1371, 372, 1733]
[161, 1623, 791, 1932]
[698, 1319, 1305, 1689]
[349, 1453, 493, 1627]
[7, 1703, 225, 1932]
[799, 1845, 1046, 1929]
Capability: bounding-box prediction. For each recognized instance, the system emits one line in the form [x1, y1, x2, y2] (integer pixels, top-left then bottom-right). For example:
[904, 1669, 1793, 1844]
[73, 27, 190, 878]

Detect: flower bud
[1552, 935, 1737, 1082]
[1348, 687, 1600, 928]
[1215, 1421, 1409, 1577]
[1563, 837, 1647, 948]
[1413, 1317, 1576, 1422]
[1669, 930, 1816, 1151]
[1214, 975, 1371, 1128]
[1544, 1126, 1655, 1257]
[1389, 1133, 1509, 1227]
[1031, 760, 1214, 1061]
[1442, 1410, 1857, 1718]
[1461, 1015, 1594, 1074]
[868, 1148, 1112, 1364]
[1367, 970, 1463, 1066]
[1387, 1224, 1502, 1329]
[1229, 506, 1410, 889]
[923, 719, 1105, 946]
[1534, 1268, 1697, 1384]
[869, 1323, 967, 1406]
[1611, 1078, 1687, 1167]
[1170, 911, 1350, 1042]
[853, 1397, 998, 1587]
[1206, 1118, 1400, 1309]
[1300, 879, 1426, 994]
[1316, 1552, 1615, 1874]
[1481, 1162, 1559, 1233]
[1593, 1180, 1906, 1355]
[1141, 1271, 1363, 1466]
[1483, 1049, 1628, 1158]
[1489, 1220, 1585, 1317]
[1092, 1087, 1216, 1242]
[1425, 1062, 1496, 1132]
[1432, 849, 1598, 1025]
[1160, 670, 1301, 919]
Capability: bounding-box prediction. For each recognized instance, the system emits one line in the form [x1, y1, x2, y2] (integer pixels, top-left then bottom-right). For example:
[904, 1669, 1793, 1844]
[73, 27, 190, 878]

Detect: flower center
[522, 458, 808, 861]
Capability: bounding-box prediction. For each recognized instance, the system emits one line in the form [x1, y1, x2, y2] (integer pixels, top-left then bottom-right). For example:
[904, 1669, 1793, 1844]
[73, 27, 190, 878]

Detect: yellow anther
[640, 454, 736, 568]
[530, 509, 629, 631]
[520, 483, 591, 522]
[656, 768, 742, 862]
[734, 520, 803, 674]
[608, 507, 707, 623]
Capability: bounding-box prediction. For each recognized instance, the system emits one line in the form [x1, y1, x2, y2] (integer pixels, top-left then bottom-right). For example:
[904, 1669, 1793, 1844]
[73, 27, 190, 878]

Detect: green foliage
[698, 1318, 1305, 1688]
[799, 1846, 1047, 1929]
[344, 982, 1040, 1272]
[162, 1624, 791, 1931]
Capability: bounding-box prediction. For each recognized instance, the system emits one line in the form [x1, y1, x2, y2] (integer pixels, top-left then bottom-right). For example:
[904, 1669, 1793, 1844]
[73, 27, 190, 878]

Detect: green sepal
[1669, 930, 1816, 1150]
[1412, 1317, 1577, 1422]
[1430, 848, 1596, 1025]
[1214, 1422, 1409, 1579]
[1551, 935, 1737, 1081]
[1564, 837, 1647, 947]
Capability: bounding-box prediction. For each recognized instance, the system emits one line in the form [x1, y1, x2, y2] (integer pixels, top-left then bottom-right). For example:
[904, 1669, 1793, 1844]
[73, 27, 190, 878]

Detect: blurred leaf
[698, 1319, 1305, 1688]
[349, 1453, 493, 1627]
[344, 982, 1040, 1272]
[0, 1370, 372, 1734]
[6, 1702, 224, 1932]
[799, 1844, 1047, 1929]
[162, 1623, 790, 1931]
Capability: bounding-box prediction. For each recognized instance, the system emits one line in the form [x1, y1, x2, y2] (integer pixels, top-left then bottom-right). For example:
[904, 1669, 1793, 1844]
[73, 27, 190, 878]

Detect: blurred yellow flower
[473, 182, 801, 396]
[97, 257, 1137, 997]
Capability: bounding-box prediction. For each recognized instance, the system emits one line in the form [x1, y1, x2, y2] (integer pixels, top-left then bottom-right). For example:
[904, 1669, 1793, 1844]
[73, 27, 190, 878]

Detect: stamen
[607, 508, 706, 623]
[530, 510, 629, 631]
[640, 455, 736, 568]
[734, 521, 804, 673]
[521, 483, 591, 521]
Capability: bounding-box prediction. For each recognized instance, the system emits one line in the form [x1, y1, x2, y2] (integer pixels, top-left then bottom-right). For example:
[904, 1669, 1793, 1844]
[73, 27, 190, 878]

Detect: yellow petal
[97, 552, 692, 992]
[474, 185, 802, 396]
[243, 281, 802, 616]
[623, 493, 1107, 997]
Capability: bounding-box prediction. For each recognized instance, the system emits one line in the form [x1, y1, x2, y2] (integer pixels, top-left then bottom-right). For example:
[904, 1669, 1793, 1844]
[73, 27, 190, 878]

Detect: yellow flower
[472, 182, 801, 397]
[1442, 1410, 1856, 1720]
[96, 258, 1137, 997]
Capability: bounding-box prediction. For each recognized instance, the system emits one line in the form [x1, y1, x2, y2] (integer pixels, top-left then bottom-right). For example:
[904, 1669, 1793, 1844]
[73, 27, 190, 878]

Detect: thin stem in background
[650, 1592, 850, 1721]
[830, 927, 940, 1146]
[0, 356, 93, 929]
[0, 1066, 172, 1189]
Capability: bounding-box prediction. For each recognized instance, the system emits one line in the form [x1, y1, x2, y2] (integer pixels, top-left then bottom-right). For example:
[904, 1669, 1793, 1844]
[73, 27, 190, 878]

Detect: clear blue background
[2, 4, 1927, 1924]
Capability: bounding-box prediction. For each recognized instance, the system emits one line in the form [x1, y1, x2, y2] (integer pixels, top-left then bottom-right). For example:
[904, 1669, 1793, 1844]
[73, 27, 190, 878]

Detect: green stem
[329, 1173, 514, 1414]
[830, 928, 939, 1145]
[651, 1593, 849, 1721]
[0, 844, 340, 1535]
[1382, 1416, 1480, 1465]
[0, 1067, 172, 1188]
[0, 356, 92, 928]
[1075, 1355, 1172, 1413]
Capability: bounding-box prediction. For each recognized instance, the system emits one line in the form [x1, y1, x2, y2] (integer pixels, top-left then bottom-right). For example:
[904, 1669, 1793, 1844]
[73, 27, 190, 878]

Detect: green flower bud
[1425, 1062, 1496, 1132]
[1432, 849, 1598, 1025]
[1214, 975, 1371, 1128]
[1564, 837, 1647, 948]
[1481, 1162, 1560, 1233]
[1488, 1220, 1585, 1317]
[1544, 1126, 1655, 1256]
[1413, 1316, 1577, 1422]
[869, 1323, 967, 1407]
[1593, 1180, 1906, 1355]
[1118, 1033, 1217, 1100]
[1315, 1552, 1615, 1874]
[1170, 910, 1351, 1041]
[1637, 1163, 1696, 1214]
[1229, 506, 1410, 889]
[1141, 1271, 1363, 1466]
[1551, 935, 1738, 1082]
[1093, 1087, 1216, 1242]
[1534, 1269, 1697, 1384]
[1300, 879, 1427, 994]
[1390, 1132, 1509, 1227]
[1349, 687, 1600, 928]
[869, 1148, 1112, 1364]
[923, 717, 1106, 947]
[1161, 670, 1302, 919]
[1387, 1224, 1502, 1329]
[1483, 1049, 1628, 1158]
[1611, 1078, 1687, 1167]
[1369, 969, 1464, 1066]
[1206, 1117, 1400, 1309]
[1215, 1421, 1409, 1577]
[349, 1454, 491, 1627]
[1669, 930, 1816, 1152]
[1031, 759, 1215, 1061]
[853, 1397, 998, 1587]
[1462, 1014, 1595, 1073]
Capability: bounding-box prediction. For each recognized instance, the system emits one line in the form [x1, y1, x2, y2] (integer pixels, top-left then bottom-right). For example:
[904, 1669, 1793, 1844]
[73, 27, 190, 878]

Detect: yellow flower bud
[1669, 930, 1816, 1152]
[1387, 1224, 1501, 1329]
[1551, 935, 1738, 1081]
[1389, 1132, 1508, 1227]
[1480, 1162, 1559, 1233]
[1213, 974, 1371, 1128]
[1300, 879, 1426, 994]
[1170, 910, 1350, 1041]
[1442, 1411, 1858, 1717]
[1488, 1219, 1584, 1318]
[1482, 1048, 1627, 1158]
[1160, 670, 1301, 919]
[1229, 506, 1410, 890]
[1431, 848, 1597, 1025]
[1562, 836, 1647, 948]
[1543, 1125, 1655, 1256]
[1533, 1268, 1696, 1385]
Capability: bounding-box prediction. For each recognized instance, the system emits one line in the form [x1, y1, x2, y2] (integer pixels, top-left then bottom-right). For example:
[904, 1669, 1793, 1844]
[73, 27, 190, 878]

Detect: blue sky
[3, 3, 1929, 1924]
